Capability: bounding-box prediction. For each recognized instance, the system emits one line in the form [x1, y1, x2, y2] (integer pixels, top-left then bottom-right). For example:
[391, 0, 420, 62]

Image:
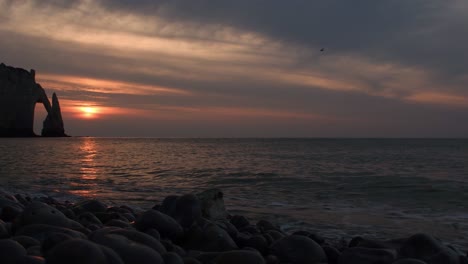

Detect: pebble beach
[0, 188, 466, 264]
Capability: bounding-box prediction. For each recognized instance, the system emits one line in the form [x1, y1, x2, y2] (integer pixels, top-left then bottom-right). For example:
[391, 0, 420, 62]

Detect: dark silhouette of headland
[0, 63, 68, 137]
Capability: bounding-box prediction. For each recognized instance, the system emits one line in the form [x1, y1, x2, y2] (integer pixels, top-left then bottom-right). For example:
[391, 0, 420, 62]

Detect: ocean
[1, 138, 467, 247]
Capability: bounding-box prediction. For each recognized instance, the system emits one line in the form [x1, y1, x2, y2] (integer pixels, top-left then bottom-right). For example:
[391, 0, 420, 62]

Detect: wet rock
[45, 238, 124, 264]
[265, 230, 285, 242]
[73, 199, 107, 214]
[399, 233, 461, 264]
[338, 247, 397, 264]
[214, 250, 265, 264]
[145, 228, 161, 240]
[183, 257, 202, 264]
[257, 220, 281, 233]
[15, 224, 86, 243]
[163, 252, 185, 264]
[1, 204, 23, 222]
[26, 245, 42, 256]
[77, 212, 103, 228]
[159, 195, 178, 214]
[270, 235, 327, 264]
[173, 194, 202, 229]
[41, 232, 74, 254]
[230, 215, 250, 229]
[17, 202, 82, 229]
[183, 222, 237, 251]
[196, 189, 227, 220]
[135, 209, 183, 240]
[0, 239, 27, 264]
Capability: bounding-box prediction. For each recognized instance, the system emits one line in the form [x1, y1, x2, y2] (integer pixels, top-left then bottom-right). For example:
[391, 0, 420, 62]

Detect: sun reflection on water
[69, 138, 99, 198]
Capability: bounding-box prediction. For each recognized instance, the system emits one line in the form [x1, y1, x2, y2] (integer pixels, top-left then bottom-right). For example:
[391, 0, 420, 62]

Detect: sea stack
[0, 63, 68, 137]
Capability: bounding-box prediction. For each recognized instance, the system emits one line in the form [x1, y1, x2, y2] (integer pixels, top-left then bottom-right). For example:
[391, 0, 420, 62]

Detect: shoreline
[0, 188, 466, 264]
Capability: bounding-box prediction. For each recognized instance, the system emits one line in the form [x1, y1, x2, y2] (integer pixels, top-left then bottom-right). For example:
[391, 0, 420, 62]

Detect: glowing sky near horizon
[2, 0, 468, 137]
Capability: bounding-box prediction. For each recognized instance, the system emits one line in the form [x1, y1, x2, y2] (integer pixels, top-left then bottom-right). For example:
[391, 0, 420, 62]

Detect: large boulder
[42, 92, 66, 137]
[135, 210, 183, 240]
[44, 239, 123, 264]
[16, 202, 82, 229]
[0, 239, 28, 264]
[338, 247, 397, 264]
[399, 233, 462, 264]
[196, 189, 228, 220]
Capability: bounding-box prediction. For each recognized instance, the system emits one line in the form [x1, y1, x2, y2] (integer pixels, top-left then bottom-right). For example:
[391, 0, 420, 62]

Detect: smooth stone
[338, 247, 397, 264]
[104, 228, 167, 255]
[77, 212, 103, 228]
[182, 257, 202, 264]
[15, 256, 45, 264]
[41, 232, 74, 254]
[0, 239, 27, 264]
[399, 233, 461, 264]
[1, 204, 23, 222]
[45, 239, 123, 264]
[26, 245, 42, 256]
[183, 222, 238, 251]
[257, 220, 281, 233]
[135, 209, 183, 240]
[18, 202, 82, 229]
[265, 230, 285, 242]
[15, 224, 86, 243]
[73, 199, 107, 214]
[173, 194, 202, 229]
[270, 235, 327, 264]
[393, 259, 428, 264]
[105, 219, 132, 228]
[0, 219, 9, 238]
[145, 228, 161, 240]
[214, 250, 265, 264]
[11, 236, 40, 249]
[159, 195, 179, 216]
[292, 230, 325, 245]
[90, 233, 164, 264]
[239, 235, 269, 255]
[216, 220, 239, 241]
[196, 188, 227, 220]
[323, 246, 341, 264]
[162, 239, 186, 256]
[230, 215, 250, 229]
[95, 212, 129, 224]
[163, 252, 185, 264]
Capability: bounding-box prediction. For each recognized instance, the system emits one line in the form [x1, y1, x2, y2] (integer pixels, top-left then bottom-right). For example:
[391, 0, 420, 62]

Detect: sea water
[1, 138, 467, 246]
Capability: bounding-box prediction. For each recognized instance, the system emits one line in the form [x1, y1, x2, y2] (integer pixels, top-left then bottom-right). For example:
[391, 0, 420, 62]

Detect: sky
[1, 0, 467, 137]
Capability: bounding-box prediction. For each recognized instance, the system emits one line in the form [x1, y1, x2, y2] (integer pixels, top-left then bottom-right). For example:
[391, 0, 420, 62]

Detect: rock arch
[0, 63, 67, 137]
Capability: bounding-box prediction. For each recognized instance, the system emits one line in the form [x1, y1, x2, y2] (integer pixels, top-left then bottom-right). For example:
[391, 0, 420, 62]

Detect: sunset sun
[79, 106, 99, 119]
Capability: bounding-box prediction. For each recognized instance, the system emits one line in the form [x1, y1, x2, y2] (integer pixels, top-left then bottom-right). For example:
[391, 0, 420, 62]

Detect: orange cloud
[404, 92, 468, 107]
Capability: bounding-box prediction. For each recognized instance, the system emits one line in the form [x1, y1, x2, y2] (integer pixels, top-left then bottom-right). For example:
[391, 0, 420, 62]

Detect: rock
[399, 233, 461, 264]
[257, 220, 281, 233]
[230, 215, 250, 229]
[11, 236, 40, 250]
[338, 247, 397, 264]
[45, 239, 124, 264]
[0, 219, 10, 238]
[214, 250, 265, 264]
[15, 224, 86, 243]
[393, 259, 428, 264]
[0, 197, 24, 221]
[105, 219, 132, 229]
[26, 245, 42, 256]
[41, 232, 74, 254]
[163, 252, 185, 264]
[270, 235, 327, 264]
[183, 222, 238, 252]
[159, 195, 179, 216]
[135, 210, 183, 240]
[41, 92, 67, 137]
[173, 194, 202, 229]
[292, 230, 325, 245]
[77, 212, 103, 228]
[17, 202, 82, 229]
[102, 228, 167, 255]
[0, 239, 27, 264]
[15, 255, 45, 264]
[90, 233, 164, 264]
[73, 199, 107, 214]
[196, 189, 227, 220]
[0, 63, 67, 137]
[239, 235, 269, 254]
[323, 246, 341, 264]
[183, 257, 202, 264]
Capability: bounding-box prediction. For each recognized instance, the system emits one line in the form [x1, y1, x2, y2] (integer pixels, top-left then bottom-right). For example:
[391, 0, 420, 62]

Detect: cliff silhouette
[0, 63, 68, 137]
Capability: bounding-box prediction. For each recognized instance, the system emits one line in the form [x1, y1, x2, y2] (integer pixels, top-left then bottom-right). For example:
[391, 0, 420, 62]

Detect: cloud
[2, 0, 468, 137]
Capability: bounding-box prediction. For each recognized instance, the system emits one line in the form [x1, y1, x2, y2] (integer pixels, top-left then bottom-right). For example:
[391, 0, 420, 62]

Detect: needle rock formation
[0, 63, 68, 137]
